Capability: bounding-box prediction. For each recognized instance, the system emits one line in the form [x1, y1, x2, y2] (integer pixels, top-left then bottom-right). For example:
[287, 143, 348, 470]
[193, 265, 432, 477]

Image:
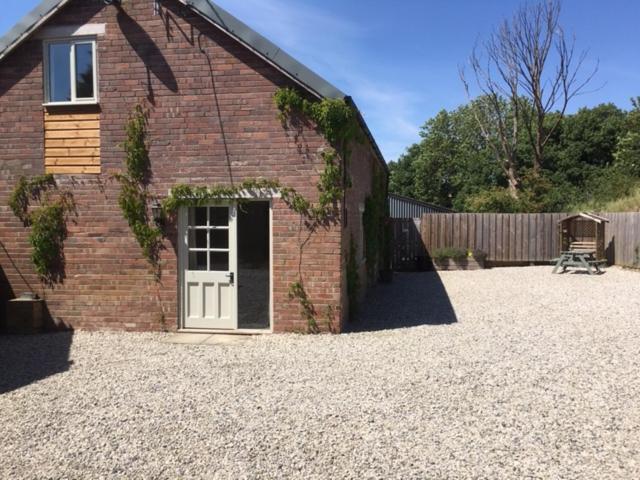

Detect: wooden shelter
[558, 213, 610, 260]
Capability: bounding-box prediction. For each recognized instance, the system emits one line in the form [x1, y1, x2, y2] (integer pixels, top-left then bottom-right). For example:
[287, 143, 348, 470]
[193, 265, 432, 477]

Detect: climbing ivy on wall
[362, 167, 388, 280]
[115, 105, 163, 273]
[160, 88, 358, 332]
[273, 87, 359, 147]
[346, 235, 360, 319]
[274, 87, 362, 330]
[8, 174, 75, 284]
[121, 88, 361, 332]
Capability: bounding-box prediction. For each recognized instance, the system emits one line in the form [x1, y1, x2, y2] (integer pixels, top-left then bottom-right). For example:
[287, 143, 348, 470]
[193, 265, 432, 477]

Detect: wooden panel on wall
[44, 108, 100, 174]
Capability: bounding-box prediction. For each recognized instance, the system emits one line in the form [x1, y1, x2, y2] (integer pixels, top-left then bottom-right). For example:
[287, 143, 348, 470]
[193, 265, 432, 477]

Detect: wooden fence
[605, 213, 640, 267]
[391, 218, 425, 271]
[392, 212, 640, 269]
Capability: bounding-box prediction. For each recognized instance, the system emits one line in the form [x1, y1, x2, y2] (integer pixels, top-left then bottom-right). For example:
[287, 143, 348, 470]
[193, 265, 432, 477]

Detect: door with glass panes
[181, 205, 237, 330]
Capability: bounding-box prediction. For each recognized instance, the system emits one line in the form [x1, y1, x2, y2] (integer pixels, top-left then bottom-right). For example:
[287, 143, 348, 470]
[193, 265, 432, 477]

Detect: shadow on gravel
[348, 272, 457, 332]
[0, 332, 74, 395]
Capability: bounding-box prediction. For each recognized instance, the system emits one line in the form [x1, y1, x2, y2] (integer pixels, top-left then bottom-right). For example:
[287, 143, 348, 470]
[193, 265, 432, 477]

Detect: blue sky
[2, 0, 639, 162]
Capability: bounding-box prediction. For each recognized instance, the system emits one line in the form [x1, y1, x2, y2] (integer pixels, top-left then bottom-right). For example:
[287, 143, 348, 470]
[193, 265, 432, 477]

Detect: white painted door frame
[177, 199, 274, 333]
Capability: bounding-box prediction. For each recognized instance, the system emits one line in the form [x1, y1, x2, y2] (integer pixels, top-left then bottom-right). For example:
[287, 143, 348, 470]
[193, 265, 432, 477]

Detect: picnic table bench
[551, 250, 606, 275]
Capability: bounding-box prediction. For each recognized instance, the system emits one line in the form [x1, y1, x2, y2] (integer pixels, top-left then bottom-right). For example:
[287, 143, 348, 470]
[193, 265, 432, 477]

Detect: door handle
[226, 272, 235, 284]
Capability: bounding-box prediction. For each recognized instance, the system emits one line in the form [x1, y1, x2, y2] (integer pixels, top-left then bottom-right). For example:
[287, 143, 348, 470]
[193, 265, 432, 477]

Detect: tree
[388, 144, 420, 199]
[614, 98, 640, 177]
[388, 101, 636, 213]
[460, 0, 597, 197]
[388, 106, 503, 209]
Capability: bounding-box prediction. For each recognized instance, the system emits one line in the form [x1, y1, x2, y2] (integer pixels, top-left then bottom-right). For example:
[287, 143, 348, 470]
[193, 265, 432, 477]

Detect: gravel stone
[1, 266, 639, 479]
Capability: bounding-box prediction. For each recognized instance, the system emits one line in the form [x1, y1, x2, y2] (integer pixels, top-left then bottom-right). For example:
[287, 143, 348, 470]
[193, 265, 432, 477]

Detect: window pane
[210, 207, 229, 227]
[188, 229, 207, 249]
[188, 251, 207, 271]
[75, 43, 94, 99]
[210, 230, 229, 249]
[48, 43, 71, 102]
[189, 207, 207, 226]
[210, 252, 229, 271]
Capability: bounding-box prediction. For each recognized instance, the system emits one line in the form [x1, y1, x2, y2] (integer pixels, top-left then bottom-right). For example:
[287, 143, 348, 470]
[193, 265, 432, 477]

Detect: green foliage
[162, 179, 281, 213]
[570, 180, 640, 212]
[29, 199, 71, 280]
[464, 188, 524, 213]
[288, 281, 319, 333]
[390, 99, 640, 213]
[431, 247, 468, 261]
[613, 98, 640, 177]
[313, 149, 343, 220]
[116, 105, 162, 270]
[8, 175, 74, 283]
[163, 149, 343, 226]
[162, 89, 354, 331]
[123, 105, 150, 183]
[362, 168, 388, 280]
[431, 248, 486, 262]
[381, 218, 393, 272]
[346, 235, 359, 319]
[274, 87, 358, 146]
[274, 87, 365, 331]
[8, 174, 56, 224]
[274, 88, 351, 225]
[389, 106, 504, 210]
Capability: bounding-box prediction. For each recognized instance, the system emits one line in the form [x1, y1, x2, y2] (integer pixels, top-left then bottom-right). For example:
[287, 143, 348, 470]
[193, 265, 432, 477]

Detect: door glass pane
[237, 202, 270, 329]
[48, 43, 71, 102]
[188, 251, 207, 271]
[75, 43, 94, 99]
[188, 229, 207, 249]
[210, 207, 229, 227]
[189, 207, 207, 226]
[210, 230, 229, 249]
[210, 252, 229, 271]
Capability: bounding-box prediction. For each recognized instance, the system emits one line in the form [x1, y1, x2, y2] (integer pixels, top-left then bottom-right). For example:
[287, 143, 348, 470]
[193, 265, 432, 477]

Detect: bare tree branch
[460, 0, 598, 195]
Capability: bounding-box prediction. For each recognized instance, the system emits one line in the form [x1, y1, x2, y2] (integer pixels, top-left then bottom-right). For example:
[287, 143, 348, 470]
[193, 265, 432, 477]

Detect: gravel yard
[1, 266, 640, 479]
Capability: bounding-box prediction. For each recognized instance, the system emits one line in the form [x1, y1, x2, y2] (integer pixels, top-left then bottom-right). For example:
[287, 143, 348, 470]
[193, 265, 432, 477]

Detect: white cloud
[213, 0, 423, 161]
[345, 77, 423, 161]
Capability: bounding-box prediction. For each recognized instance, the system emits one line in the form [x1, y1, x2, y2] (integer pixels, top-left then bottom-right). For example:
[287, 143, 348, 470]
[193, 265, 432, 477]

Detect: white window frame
[43, 37, 98, 106]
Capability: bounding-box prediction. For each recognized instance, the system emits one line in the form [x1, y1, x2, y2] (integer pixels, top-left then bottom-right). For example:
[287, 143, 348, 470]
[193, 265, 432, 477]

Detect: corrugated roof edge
[0, 0, 387, 172]
[389, 193, 454, 213]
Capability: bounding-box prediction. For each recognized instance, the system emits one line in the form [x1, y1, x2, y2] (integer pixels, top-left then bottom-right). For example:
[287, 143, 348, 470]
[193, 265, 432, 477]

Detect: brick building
[0, 0, 387, 333]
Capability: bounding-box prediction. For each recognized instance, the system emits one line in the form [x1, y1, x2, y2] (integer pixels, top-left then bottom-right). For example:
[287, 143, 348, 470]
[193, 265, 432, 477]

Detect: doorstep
[162, 332, 256, 346]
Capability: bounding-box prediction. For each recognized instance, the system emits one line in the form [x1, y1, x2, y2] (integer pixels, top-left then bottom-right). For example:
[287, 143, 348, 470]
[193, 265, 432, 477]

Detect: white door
[181, 205, 237, 330]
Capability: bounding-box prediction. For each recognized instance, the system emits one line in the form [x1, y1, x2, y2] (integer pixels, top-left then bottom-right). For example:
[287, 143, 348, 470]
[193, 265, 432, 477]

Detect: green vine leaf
[8, 175, 74, 284]
[115, 104, 162, 273]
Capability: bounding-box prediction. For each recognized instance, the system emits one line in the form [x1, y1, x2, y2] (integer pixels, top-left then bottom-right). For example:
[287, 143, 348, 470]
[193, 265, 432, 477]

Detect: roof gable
[0, 0, 344, 100]
[0, 0, 386, 167]
[0, 0, 72, 60]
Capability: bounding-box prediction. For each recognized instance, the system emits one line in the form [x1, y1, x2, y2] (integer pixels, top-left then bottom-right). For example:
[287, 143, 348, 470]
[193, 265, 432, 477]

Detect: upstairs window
[44, 39, 97, 104]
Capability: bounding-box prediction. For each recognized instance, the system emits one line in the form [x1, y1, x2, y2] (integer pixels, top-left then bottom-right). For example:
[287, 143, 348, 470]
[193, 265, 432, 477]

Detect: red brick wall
[0, 0, 382, 332]
[340, 139, 383, 326]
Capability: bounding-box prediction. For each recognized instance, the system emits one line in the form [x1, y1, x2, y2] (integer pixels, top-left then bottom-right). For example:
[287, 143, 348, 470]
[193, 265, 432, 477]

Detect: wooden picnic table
[551, 250, 606, 275]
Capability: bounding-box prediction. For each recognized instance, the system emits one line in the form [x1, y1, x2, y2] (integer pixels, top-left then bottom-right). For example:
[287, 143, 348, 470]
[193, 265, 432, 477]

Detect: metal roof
[389, 193, 453, 218]
[0, 0, 386, 169]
